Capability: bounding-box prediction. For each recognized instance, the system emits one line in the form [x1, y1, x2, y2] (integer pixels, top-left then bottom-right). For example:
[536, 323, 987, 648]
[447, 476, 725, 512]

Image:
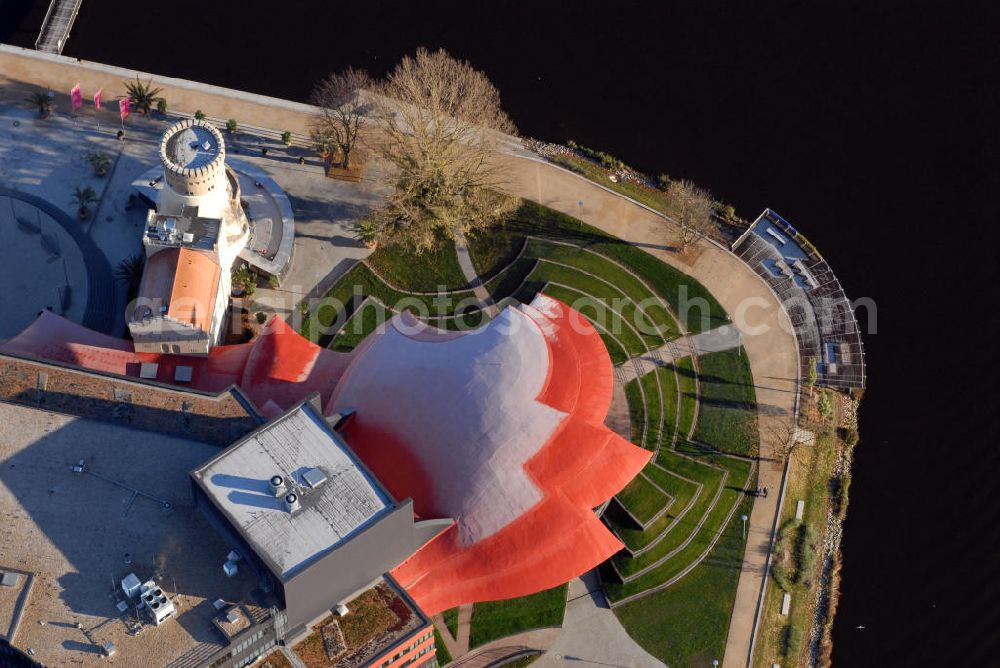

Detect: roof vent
[302, 467, 327, 489]
[284, 492, 300, 514]
[268, 475, 286, 497]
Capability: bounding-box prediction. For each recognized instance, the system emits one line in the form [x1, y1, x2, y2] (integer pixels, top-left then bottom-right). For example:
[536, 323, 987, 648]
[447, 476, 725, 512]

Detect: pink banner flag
[93, 88, 102, 110]
[70, 84, 82, 110]
[118, 96, 130, 121]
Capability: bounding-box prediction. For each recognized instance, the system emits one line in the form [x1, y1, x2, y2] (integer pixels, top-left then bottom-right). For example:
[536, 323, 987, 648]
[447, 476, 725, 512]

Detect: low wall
[0, 43, 317, 134]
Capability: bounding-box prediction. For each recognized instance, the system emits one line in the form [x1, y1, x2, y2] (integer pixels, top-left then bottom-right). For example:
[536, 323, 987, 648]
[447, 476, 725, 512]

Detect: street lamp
[741, 514, 748, 540]
[712, 660, 720, 667]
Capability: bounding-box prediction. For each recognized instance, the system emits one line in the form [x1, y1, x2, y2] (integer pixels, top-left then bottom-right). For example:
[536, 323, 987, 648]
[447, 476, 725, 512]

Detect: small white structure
[781, 592, 792, 616]
[120, 573, 142, 599]
[336, 603, 349, 617]
[223, 560, 239, 578]
[795, 500, 805, 520]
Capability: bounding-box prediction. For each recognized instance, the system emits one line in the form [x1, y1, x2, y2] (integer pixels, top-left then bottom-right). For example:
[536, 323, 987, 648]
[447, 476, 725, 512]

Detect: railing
[34, 0, 84, 54]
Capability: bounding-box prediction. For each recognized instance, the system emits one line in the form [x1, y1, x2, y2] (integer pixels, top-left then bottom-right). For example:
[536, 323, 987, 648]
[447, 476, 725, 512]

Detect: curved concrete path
[535, 571, 661, 668]
[495, 153, 799, 668]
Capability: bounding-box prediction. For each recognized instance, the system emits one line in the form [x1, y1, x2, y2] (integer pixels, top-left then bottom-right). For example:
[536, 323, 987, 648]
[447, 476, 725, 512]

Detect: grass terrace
[469, 584, 568, 649]
[613, 494, 755, 667]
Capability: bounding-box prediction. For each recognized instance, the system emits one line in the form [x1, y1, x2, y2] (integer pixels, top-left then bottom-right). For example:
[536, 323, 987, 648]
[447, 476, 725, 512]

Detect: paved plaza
[0, 95, 386, 339]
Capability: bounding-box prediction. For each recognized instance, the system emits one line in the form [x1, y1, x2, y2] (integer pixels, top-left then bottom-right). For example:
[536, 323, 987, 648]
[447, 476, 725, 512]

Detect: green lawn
[615, 474, 669, 526]
[442, 607, 459, 638]
[300, 263, 485, 345]
[624, 379, 645, 446]
[365, 234, 469, 292]
[693, 349, 758, 456]
[675, 356, 698, 440]
[328, 298, 392, 352]
[613, 494, 755, 668]
[469, 584, 568, 649]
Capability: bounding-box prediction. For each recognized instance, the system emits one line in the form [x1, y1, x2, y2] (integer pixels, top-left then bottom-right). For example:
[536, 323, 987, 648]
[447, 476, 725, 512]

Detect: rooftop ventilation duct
[284, 492, 300, 514]
[268, 475, 286, 497]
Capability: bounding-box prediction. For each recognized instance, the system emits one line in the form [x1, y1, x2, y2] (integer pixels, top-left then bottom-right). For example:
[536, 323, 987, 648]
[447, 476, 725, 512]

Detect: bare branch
[667, 179, 714, 251]
[310, 67, 373, 169]
[366, 48, 518, 251]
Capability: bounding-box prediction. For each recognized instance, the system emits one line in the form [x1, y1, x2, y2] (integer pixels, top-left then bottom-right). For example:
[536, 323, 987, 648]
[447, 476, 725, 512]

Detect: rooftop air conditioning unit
[268, 475, 286, 497]
[182, 233, 194, 243]
[223, 560, 238, 578]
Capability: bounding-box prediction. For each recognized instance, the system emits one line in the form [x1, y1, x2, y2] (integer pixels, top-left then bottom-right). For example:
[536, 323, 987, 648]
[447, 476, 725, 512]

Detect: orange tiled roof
[135, 248, 221, 332]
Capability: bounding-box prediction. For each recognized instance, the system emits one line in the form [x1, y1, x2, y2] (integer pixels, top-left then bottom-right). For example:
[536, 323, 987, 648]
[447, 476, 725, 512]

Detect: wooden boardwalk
[35, 0, 84, 54]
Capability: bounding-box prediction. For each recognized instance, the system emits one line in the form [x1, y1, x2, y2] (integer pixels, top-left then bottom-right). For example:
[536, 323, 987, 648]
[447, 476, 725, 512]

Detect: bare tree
[368, 48, 519, 251]
[667, 179, 714, 251]
[767, 418, 808, 466]
[310, 67, 373, 170]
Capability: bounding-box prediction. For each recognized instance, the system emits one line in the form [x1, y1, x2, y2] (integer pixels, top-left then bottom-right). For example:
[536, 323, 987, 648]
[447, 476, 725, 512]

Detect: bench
[766, 226, 789, 245]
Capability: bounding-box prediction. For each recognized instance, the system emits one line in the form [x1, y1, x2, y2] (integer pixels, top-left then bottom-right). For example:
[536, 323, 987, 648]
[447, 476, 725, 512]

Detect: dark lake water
[2, 1, 998, 664]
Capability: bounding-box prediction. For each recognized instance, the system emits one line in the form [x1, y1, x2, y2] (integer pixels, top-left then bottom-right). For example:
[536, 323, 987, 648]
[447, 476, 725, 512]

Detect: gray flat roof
[192, 401, 393, 579]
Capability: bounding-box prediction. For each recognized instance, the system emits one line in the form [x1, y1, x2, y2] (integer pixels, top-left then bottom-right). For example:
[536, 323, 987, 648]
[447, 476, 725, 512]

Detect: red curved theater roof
[330, 295, 651, 614]
[1, 296, 649, 615]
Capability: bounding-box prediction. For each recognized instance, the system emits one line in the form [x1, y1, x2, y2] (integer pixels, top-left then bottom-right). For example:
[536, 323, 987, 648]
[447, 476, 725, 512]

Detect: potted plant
[310, 127, 336, 160]
[70, 185, 98, 220]
[194, 110, 206, 120]
[123, 76, 164, 115]
[86, 152, 112, 177]
[156, 98, 168, 116]
[231, 265, 256, 297]
[281, 131, 292, 146]
[354, 219, 380, 249]
[26, 91, 53, 118]
[226, 118, 239, 135]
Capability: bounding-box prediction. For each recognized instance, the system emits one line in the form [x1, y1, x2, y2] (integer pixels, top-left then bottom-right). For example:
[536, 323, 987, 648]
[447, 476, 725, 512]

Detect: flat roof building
[190, 397, 450, 635]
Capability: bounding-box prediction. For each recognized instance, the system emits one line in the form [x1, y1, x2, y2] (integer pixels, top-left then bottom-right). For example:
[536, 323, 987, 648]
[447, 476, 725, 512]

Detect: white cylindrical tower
[158, 119, 229, 218]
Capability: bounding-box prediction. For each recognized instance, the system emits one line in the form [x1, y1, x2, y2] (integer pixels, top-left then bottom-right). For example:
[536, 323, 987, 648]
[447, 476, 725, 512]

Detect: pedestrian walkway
[535, 571, 661, 668]
[454, 230, 499, 317]
[616, 324, 743, 383]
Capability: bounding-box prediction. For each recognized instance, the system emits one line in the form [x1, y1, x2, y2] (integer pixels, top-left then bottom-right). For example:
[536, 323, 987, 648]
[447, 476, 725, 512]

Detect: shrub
[781, 623, 803, 658]
[226, 118, 239, 134]
[842, 427, 859, 447]
[793, 523, 818, 585]
[771, 561, 790, 592]
[657, 173, 671, 190]
[255, 311, 268, 324]
[719, 203, 737, 222]
[281, 130, 292, 145]
[232, 265, 256, 296]
[268, 275, 279, 289]
[565, 139, 577, 149]
[86, 151, 112, 176]
[817, 391, 834, 421]
[194, 109, 206, 120]
[156, 98, 167, 115]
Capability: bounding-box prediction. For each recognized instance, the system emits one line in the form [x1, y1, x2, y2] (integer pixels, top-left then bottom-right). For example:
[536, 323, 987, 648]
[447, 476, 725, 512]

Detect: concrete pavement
[535, 571, 661, 668]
